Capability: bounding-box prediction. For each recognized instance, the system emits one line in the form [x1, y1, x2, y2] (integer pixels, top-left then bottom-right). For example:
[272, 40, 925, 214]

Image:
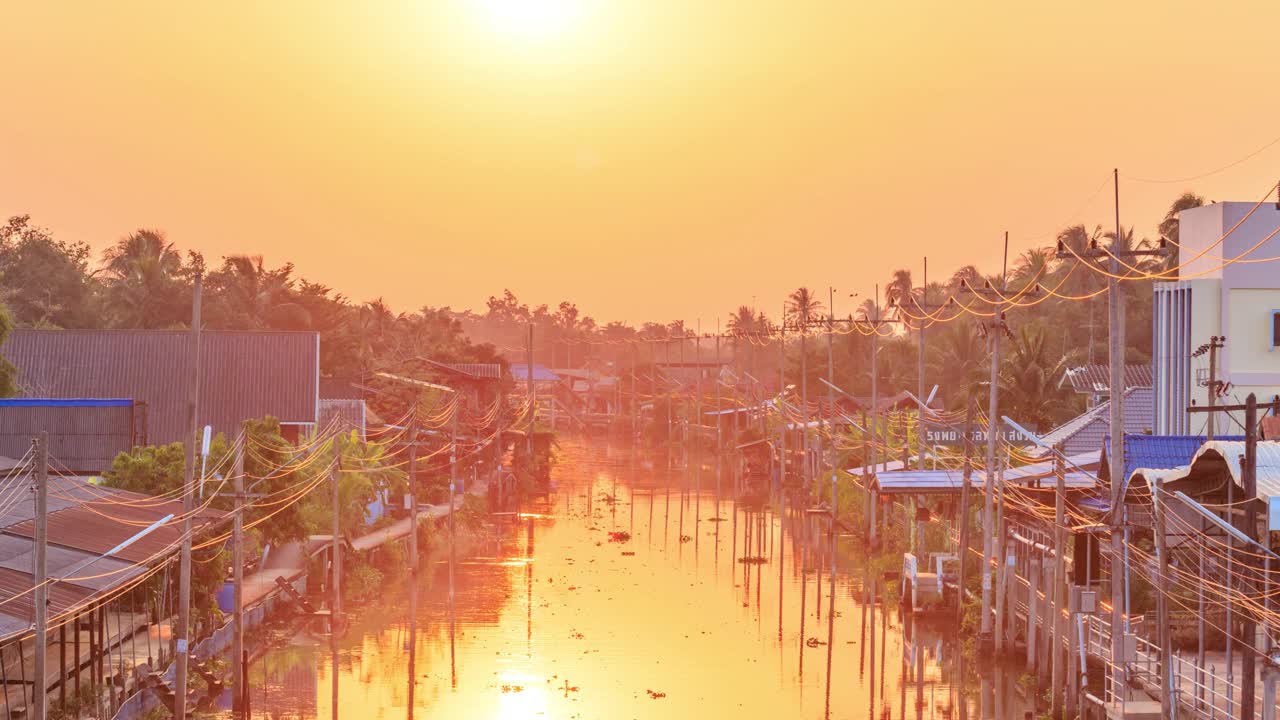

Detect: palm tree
[998, 323, 1076, 431]
[948, 265, 981, 292]
[727, 305, 758, 373]
[926, 320, 986, 412]
[1158, 192, 1204, 246]
[786, 287, 825, 460]
[1157, 192, 1204, 273]
[209, 255, 311, 330]
[885, 269, 914, 310]
[99, 229, 187, 328]
[1013, 246, 1055, 286]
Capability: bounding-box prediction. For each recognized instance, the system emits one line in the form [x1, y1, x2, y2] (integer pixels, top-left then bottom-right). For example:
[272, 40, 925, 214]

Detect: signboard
[923, 424, 1023, 446]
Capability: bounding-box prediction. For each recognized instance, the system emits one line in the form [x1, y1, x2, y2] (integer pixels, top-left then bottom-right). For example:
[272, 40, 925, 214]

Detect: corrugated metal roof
[426, 361, 504, 380]
[1061, 364, 1153, 394]
[1106, 433, 1245, 483]
[0, 536, 141, 592]
[1127, 440, 1280, 503]
[3, 329, 319, 444]
[318, 377, 363, 400]
[319, 399, 366, 440]
[509, 363, 559, 382]
[0, 402, 135, 474]
[871, 469, 1095, 495]
[1036, 386, 1154, 456]
[0, 566, 94, 624]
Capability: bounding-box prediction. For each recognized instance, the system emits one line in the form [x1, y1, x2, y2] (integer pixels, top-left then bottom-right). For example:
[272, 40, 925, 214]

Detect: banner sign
[923, 424, 1023, 446]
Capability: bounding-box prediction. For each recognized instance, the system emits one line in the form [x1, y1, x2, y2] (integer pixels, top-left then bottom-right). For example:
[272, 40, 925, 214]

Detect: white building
[1153, 201, 1280, 434]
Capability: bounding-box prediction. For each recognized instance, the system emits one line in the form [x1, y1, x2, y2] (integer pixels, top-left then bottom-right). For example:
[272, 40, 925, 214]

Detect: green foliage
[343, 558, 385, 606]
[0, 303, 16, 398]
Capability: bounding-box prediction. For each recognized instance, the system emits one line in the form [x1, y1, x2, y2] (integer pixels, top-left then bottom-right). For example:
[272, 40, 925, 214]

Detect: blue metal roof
[509, 363, 559, 382]
[1105, 433, 1244, 482]
[0, 398, 133, 407]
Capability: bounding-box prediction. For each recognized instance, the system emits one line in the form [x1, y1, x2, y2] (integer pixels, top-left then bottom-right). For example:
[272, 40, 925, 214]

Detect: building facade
[1153, 201, 1280, 434]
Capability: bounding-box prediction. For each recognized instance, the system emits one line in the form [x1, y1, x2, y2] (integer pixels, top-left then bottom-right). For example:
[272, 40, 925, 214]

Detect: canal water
[238, 438, 1032, 719]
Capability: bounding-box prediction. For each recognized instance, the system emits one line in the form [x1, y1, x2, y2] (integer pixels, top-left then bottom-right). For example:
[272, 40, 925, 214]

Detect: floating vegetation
[607, 531, 632, 543]
[501, 685, 525, 693]
[621, 551, 636, 556]
[679, 534, 692, 543]
[738, 556, 768, 564]
[805, 637, 827, 647]
[646, 689, 667, 699]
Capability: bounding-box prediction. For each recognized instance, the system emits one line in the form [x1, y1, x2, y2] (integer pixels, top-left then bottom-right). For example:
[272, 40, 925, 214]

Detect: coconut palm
[998, 323, 1077, 431]
[948, 265, 981, 292]
[1156, 192, 1203, 274]
[885, 269, 914, 310]
[1013, 246, 1055, 286]
[727, 305, 761, 374]
[785, 287, 825, 450]
[99, 229, 187, 328]
[208, 255, 310, 330]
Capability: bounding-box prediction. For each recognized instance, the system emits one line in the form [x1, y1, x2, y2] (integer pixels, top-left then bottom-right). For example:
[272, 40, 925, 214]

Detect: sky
[4, 1, 1280, 327]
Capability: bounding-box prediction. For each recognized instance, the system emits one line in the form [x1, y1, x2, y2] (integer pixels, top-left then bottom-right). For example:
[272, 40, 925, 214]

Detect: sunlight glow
[468, 0, 588, 43]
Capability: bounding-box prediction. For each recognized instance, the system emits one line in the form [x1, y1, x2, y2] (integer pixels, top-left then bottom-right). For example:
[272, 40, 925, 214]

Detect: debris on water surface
[621, 551, 636, 556]
[646, 689, 667, 699]
[679, 534, 692, 543]
[707, 516, 727, 522]
[562, 680, 580, 695]
[570, 631, 584, 639]
[607, 531, 632, 543]
[738, 556, 767, 564]
[805, 637, 827, 647]
[501, 685, 525, 693]
[599, 493, 617, 505]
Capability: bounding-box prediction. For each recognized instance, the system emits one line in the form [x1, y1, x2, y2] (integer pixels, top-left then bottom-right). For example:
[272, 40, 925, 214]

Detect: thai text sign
[923, 424, 1022, 446]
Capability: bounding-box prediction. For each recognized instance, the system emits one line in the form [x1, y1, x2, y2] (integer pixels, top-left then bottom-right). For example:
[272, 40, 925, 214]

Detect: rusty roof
[2, 329, 319, 444]
[0, 566, 95, 625]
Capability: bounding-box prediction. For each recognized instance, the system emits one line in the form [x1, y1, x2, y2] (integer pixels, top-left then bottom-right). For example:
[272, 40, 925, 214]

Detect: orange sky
[4, 1, 1280, 326]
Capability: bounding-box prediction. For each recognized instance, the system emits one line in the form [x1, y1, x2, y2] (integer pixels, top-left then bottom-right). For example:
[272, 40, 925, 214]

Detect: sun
[468, 0, 589, 43]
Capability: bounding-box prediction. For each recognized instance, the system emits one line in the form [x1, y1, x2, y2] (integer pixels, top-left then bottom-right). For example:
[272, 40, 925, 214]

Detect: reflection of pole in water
[823, 516, 837, 720]
[798, 509, 808, 681]
[869, 577, 877, 720]
[406, 572, 417, 720]
[330, 640, 339, 720]
[915, 626, 924, 720]
[859, 562, 868, 678]
[879, 584, 887, 701]
[525, 516, 534, 659]
[776, 492, 785, 643]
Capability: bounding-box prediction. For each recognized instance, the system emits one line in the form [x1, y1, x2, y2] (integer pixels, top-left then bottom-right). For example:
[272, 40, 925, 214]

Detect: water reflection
[237, 438, 1030, 719]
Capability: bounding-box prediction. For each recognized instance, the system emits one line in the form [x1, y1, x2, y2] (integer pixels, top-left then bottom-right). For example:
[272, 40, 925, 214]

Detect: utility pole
[1051, 447, 1066, 720]
[1059, 171, 1169, 697]
[827, 288, 836, 522]
[231, 441, 245, 716]
[715, 327, 722, 492]
[33, 432, 48, 720]
[1192, 336, 1224, 439]
[1240, 394, 1260, 719]
[331, 455, 342, 629]
[176, 271, 202, 720]
[408, 420, 420, 566]
[778, 304, 787, 491]
[956, 401, 975, 626]
[1153, 477, 1172, 720]
[980, 234, 1009, 642]
[526, 324, 534, 460]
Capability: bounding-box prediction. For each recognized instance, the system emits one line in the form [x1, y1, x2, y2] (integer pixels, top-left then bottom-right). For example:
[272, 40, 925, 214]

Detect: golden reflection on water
[244, 439, 1023, 719]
